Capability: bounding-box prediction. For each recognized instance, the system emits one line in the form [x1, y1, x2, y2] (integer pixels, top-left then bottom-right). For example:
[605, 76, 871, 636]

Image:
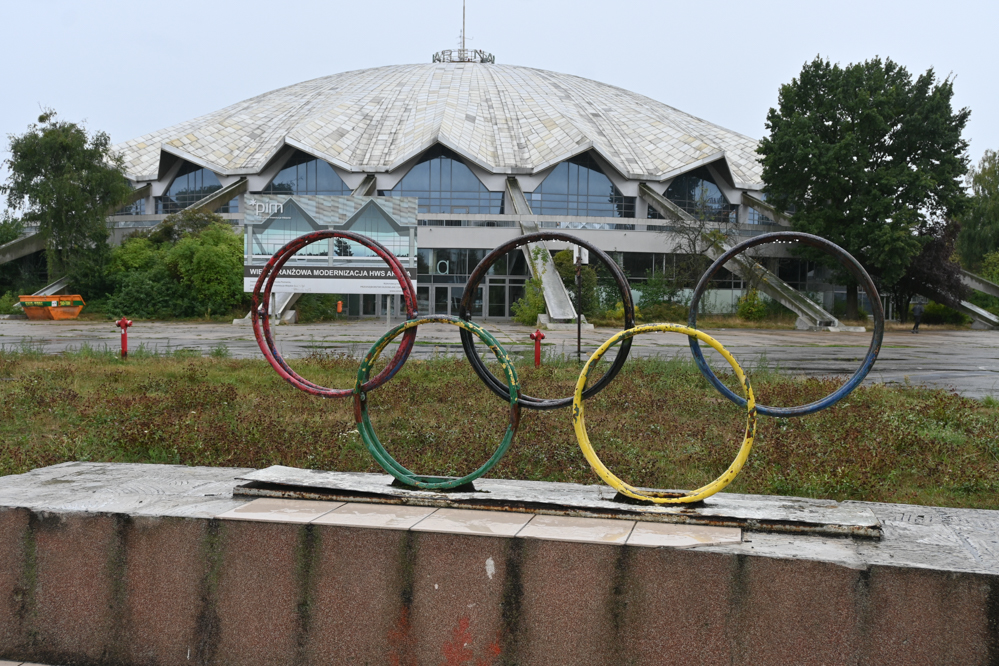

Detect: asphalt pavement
[1, 317, 997, 399]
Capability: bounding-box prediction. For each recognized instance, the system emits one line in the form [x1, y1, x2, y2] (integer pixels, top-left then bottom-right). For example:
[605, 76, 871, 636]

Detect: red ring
[252, 230, 419, 398]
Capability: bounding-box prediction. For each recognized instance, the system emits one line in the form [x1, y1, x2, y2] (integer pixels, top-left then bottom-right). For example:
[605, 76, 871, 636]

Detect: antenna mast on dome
[433, 0, 495, 64]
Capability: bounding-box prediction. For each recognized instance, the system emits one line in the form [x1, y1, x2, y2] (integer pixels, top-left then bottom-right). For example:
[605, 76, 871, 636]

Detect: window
[379, 145, 503, 215]
[650, 166, 736, 224]
[416, 248, 526, 278]
[261, 150, 351, 195]
[336, 205, 410, 259]
[745, 192, 774, 225]
[155, 162, 237, 214]
[115, 198, 146, 216]
[527, 152, 635, 218]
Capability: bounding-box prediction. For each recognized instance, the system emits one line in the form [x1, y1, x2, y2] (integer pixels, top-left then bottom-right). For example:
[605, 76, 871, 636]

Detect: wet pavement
[1, 317, 997, 399]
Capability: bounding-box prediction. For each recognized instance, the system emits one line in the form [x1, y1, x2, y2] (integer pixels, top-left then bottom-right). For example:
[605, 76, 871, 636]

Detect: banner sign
[243, 265, 416, 294]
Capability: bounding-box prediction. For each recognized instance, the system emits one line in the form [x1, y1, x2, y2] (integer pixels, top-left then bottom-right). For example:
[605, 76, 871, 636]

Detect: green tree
[165, 223, 244, 316]
[0, 111, 132, 295]
[758, 57, 970, 318]
[956, 149, 999, 271]
[106, 213, 245, 319]
[552, 249, 599, 317]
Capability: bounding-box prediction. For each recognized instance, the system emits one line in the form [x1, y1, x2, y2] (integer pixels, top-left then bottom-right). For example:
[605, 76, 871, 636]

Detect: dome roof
[115, 63, 764, 189]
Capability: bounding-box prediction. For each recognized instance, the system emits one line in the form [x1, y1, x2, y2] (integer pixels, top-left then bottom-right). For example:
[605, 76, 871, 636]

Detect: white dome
[115, 63, 764, 189]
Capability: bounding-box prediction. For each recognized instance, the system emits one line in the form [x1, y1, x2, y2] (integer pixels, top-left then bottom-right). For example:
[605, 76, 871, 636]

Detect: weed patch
[0, 353, 996, 508]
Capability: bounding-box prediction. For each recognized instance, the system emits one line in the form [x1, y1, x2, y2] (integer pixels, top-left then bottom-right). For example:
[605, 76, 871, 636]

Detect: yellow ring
[572, 323, 757, 504]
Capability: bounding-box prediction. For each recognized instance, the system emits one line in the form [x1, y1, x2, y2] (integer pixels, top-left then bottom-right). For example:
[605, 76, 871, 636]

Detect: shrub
[919, 301, 969, 325]
[510, 277, 546, 325]
[106, 220, 247, 319]
[637, 269, 682, 311]
[105, 265, 185, 319]
[296, 294, 346, 323]
[0, 292, 17, 315]
[642, 301, 686, 323]
[737, 289, 769, 321]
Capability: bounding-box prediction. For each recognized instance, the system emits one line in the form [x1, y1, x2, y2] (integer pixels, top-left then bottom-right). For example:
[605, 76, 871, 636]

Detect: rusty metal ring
[457, 232, 636, 411]
[687, 231, 884, 417]
[252, 230, 419, 398]
[354, 315, 521, 490]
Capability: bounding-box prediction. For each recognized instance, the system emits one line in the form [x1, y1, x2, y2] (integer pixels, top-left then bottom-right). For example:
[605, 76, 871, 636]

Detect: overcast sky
[1, 0, 996, 185]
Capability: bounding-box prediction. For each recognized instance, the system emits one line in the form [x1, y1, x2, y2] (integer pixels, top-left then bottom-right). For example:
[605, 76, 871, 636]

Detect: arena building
[108, 49, 844, 323]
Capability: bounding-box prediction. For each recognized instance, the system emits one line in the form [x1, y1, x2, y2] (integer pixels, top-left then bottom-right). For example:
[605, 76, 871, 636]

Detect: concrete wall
[1, 505, 997, 666]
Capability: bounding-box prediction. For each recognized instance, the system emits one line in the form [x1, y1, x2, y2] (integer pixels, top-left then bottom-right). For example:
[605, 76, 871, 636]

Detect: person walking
[912, 301, 925, 333]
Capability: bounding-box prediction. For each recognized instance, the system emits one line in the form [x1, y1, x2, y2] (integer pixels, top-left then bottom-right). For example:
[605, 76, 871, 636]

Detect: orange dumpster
[19, 295, 86, 320]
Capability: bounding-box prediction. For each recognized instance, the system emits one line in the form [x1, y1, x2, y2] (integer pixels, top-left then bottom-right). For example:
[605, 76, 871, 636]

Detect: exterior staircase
[506, 177, 579, 324]
[640, 183, 854, 331]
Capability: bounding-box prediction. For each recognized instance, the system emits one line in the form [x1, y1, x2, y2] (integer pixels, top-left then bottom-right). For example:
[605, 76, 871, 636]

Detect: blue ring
[687, 232, 884, 418]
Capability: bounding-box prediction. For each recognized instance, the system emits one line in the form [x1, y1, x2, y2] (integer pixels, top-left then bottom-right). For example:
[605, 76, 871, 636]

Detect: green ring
[353, 315, 521, 490]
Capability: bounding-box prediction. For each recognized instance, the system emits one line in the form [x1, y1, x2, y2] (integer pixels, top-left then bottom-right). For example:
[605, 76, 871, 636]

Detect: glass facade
[378, 145, 503, 214]
[745, 192, 774, 225]
[416, 248, 528, 317]
[527, 152, 635, 218]
[647, 166, 735, 223]
[115, 198, 146, 215]
[155, 162, 237, 214]
[250, 200, 411, 261]
[261, 150, 351, 195]
[338, 205, 411, 259]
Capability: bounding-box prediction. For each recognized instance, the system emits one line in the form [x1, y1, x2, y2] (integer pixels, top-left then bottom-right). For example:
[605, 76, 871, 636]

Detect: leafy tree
[637, 269, 682, 311]
[106, 217, 245, 319]
[758, 57, 970, 318]
[956, 149, 999, 271]
[0, 111, 132, 295]
[164, 223, 244, 316]
[982, 252, 999, 284]
[552, 249, 599, 316]
[132, 208, 225, 246]
[888, 218, 968, 322]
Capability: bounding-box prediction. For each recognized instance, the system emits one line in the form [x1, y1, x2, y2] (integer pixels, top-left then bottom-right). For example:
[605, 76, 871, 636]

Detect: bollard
[337, 300, 343, 314]
[530, 329, 545, 368]
[115, 317, 133, 359]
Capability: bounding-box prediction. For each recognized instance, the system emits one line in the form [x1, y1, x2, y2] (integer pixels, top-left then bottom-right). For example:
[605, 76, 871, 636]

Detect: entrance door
[487, 279, 507, 319]
[434, 286, 449, 315]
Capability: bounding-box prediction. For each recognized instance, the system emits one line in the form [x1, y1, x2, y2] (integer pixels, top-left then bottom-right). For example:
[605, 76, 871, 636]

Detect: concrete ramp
[960, 269, 999, 299]
[742, 192, 790, 226]
[235, 291, 301, 325]
[640, 184, 853, 331]
[32, 276, 71, 296]
[507, 178, 577, 322]
[916, 283, 999, 329]
[0, 232, 44, 266]
[703, 239, 858, 331]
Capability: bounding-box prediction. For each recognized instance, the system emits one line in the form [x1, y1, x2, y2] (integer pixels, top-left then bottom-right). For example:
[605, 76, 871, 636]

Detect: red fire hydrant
[116, 317, 133, 359]
[530, 329, 545, 368]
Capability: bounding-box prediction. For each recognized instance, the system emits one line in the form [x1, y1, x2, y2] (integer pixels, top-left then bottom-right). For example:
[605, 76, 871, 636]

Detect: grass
[0, 348, 997, 509]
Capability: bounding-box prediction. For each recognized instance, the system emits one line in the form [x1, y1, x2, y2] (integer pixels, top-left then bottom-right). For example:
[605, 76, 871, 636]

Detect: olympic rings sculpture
[253, 230, 882, 500]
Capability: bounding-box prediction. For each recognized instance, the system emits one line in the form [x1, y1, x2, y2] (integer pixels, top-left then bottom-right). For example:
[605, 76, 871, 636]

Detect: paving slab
[234, 465, 883, 538]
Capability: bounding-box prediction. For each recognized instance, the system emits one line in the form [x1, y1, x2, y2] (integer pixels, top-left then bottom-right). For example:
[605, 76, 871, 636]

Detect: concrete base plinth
[0, 462, 997, 665]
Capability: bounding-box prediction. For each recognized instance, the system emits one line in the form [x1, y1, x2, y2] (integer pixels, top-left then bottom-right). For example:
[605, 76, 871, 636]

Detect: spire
[432, 1, 494, 63]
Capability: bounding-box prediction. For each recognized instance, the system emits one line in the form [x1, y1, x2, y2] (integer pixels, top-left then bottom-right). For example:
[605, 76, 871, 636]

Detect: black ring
[687, 231, 884, 417]
[458, 232, 636, 411]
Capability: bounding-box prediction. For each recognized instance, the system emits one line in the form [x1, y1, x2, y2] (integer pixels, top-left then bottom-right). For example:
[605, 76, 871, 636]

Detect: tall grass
[0, 350, 996, 508]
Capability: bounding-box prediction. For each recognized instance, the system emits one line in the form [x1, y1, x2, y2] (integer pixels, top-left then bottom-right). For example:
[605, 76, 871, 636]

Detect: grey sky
[1, 0, 996, 184]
